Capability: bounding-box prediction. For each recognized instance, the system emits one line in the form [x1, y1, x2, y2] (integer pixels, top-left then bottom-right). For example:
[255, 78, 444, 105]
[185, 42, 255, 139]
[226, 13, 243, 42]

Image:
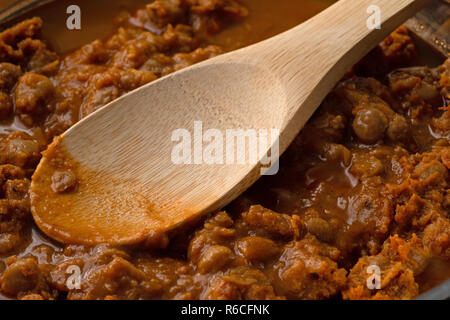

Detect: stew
[0, 0, 448, 300]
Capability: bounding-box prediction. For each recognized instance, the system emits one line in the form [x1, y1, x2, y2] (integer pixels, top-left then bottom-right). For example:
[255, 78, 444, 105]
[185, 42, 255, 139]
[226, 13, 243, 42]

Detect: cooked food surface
[0, 0, 449, 300]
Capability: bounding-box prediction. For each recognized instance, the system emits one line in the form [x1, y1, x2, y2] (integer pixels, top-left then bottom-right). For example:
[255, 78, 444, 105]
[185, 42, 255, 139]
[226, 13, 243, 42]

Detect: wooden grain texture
[30, 0, 431, 245]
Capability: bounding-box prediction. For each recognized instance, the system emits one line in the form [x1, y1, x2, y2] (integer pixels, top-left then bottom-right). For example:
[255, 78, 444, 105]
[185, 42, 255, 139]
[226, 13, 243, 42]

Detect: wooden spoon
[30, 0, 430, 245]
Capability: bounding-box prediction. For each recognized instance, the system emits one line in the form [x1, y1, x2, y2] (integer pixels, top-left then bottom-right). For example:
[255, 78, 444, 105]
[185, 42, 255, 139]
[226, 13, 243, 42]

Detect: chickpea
[353, 107, 388, 144]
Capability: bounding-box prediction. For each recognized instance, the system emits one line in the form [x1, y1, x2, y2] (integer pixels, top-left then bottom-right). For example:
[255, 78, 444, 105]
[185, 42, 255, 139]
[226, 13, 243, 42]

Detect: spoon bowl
[30, 62, 286, 244]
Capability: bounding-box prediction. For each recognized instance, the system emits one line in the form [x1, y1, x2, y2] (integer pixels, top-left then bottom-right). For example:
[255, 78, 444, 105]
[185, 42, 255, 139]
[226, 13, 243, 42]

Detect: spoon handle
[230, 0, 431, 151]
[254, 0, 431, 77]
